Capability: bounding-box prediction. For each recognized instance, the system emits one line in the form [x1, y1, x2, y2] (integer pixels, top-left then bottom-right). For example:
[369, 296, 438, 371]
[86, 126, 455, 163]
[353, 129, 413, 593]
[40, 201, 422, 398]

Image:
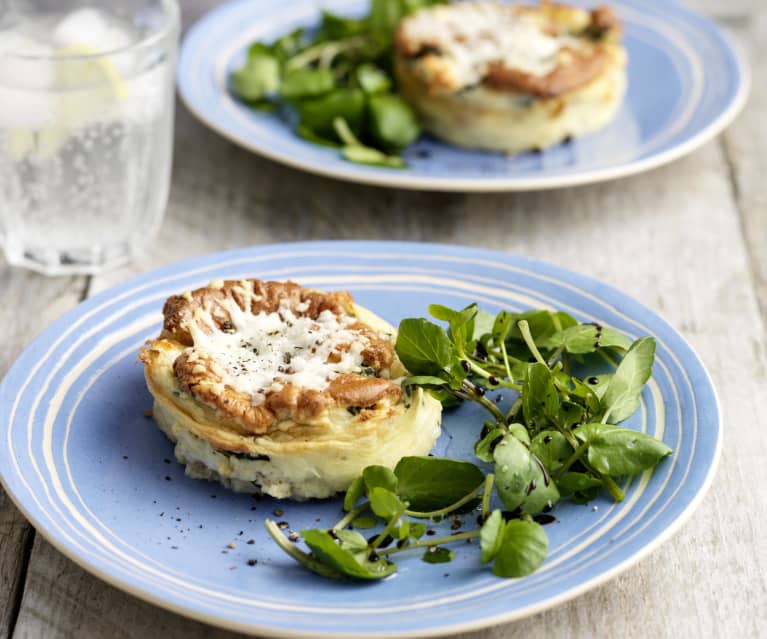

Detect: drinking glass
[0, 0, 179, 275]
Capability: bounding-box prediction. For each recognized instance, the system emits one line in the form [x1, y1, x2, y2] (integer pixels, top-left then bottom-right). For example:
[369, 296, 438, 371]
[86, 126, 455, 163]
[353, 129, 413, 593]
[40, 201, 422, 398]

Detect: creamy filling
[188, 301, 371, 406]
[401, 2, 574, 87]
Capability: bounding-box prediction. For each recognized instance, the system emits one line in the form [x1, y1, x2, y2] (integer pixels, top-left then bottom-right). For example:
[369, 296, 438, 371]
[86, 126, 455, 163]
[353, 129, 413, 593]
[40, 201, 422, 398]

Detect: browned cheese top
[395, 2, 622, 98]
[143, 280, 403, 436]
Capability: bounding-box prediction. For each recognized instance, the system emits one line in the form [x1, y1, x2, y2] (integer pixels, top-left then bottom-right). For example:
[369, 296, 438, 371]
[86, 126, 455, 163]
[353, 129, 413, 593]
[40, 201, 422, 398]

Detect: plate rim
[0, 240, 723, 637]
[176, 0, 750, 192]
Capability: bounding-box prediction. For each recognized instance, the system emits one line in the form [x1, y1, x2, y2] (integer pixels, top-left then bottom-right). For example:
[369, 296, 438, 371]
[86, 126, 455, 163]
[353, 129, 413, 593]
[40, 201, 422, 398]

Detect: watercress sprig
[267, 456, 548, 580]
[266, 303, 672, 582]
[230, 0, 447, 167]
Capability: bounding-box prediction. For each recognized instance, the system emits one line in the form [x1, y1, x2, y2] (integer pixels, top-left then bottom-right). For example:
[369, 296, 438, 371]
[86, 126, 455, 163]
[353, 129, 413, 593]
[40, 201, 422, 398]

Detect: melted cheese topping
[400, 2, 572, 86]
[188, 301, 371, 406]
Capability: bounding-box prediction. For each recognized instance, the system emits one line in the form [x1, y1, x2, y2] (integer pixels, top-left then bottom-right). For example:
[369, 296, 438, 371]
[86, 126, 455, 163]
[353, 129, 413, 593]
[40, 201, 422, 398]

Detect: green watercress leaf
[280, 67, 335, 99]
[301, 529, 396, 580]
[569, 377, 603, 416]
[480, 509, 504, 564]
[508, 423, 531, 446]
[472, 309, 496, 341]
[492, 520, 548, 578]
[492, 310, 513, 345]
[474, 427, 506, 463]
[575, 424, 672, 477]
[355, 63, 392, 94]
[422, 547, 455, 564]
[368, 487, 406, 519]
[396, 318, 455, 376]
[272, 28, 305, 62]
[247, 41, 273, 60]
[344, 476, 365, 511]
[367, 93, 420, 150]
[394, 519, 410, 540]
[231, 53, 280, 101]
[409, 522, 427, 539]
[363, 465, 398, 494]
[334, 529, 369, 552]
[555, 400, 586, 429]
[522, 456, 560, 514]
[540, 324, 631, 354]
[297, 88, 365, 138]
[394, 456, 484, 512]
[582, 374, 612, 401]
[368, 0, 404, 40]
[403, 375, 449, 387]
[600, 337, 656, 423]
[425, 386, 462, 407]
[558, 472, 603, 497]
[493, 435, 535, 512]
[507, 310, 577, 344]
[319, 10, 367, 39]
[522, 363, 559, 430]
[531, 430, 573, 475]
[296, 125, 340, 148]
[428, 303, 477, 348]
[350, 513, 378, 529]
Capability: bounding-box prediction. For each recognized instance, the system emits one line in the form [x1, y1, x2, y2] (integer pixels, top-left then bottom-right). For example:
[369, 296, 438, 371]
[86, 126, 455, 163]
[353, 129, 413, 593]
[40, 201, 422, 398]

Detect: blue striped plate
[0, 242, 721, 637]
[177, 0, 748, 191]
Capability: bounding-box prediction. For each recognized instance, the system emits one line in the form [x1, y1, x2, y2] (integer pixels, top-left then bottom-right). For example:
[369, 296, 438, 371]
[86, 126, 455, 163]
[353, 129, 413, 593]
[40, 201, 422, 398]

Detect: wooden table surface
[1, 1, 765, 637]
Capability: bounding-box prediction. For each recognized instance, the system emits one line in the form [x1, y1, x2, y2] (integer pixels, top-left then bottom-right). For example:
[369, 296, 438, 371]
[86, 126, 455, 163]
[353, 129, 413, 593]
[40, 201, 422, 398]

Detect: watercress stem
[370, 505, 407, 551]
[465, 358, 491, 380]
[555, 442, 589, 478]
[547, 345, 565, 369]
[333, 117, 360, 146]
[518, 320, 547, 366]
[286, 36, 368, 70]
[481, 474, 494, 519]
[333, 501, 370, 530]
[459, 381, 507, 424]
[405, 480, 485, 519]
[575, 458, 625, 502]
[562, 351, 570, 375]
[265, 519, 340, 579]
[506, 397, 522, 422]
[377, 530, 481, 556]
[599, 474, 625, 502]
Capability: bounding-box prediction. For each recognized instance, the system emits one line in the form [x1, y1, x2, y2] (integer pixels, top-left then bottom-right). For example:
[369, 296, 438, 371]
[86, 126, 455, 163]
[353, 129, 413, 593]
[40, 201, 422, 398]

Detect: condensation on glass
[0, 0, 179, 275]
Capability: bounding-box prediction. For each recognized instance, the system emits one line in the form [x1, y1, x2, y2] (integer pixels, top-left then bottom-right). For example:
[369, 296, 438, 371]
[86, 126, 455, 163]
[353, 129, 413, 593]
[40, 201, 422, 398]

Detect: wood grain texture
[722, 8, 767, 317]
[8, 1, 767, 638]
[0, 268, 87, 639]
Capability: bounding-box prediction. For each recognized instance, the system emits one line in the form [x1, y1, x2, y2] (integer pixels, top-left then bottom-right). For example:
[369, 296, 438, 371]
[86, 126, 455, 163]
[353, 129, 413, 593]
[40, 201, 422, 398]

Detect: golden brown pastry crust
[139, 283, 443, 499]
[140, 279, 403, 441]
[395, 3, 622, 98]
[393, 2, 626, 152]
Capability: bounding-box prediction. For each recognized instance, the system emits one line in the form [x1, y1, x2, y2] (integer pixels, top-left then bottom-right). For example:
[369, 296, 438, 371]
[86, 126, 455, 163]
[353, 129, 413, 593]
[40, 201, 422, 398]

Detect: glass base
[4, 241, 144, 276]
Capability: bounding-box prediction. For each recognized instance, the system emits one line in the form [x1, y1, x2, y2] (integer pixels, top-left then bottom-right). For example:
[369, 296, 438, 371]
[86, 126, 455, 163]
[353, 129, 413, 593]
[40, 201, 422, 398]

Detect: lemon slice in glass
[54, 44, 128, 99]
[7, 44, 129, 160]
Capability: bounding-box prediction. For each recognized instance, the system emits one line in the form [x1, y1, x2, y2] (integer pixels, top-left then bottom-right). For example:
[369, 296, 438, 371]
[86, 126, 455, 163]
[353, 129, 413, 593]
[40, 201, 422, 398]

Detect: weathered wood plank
[0, 269, 87, 639]
[721, 9, 767, 317]
[686, 0, 762, 20]
[14, 536, 244, 639]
